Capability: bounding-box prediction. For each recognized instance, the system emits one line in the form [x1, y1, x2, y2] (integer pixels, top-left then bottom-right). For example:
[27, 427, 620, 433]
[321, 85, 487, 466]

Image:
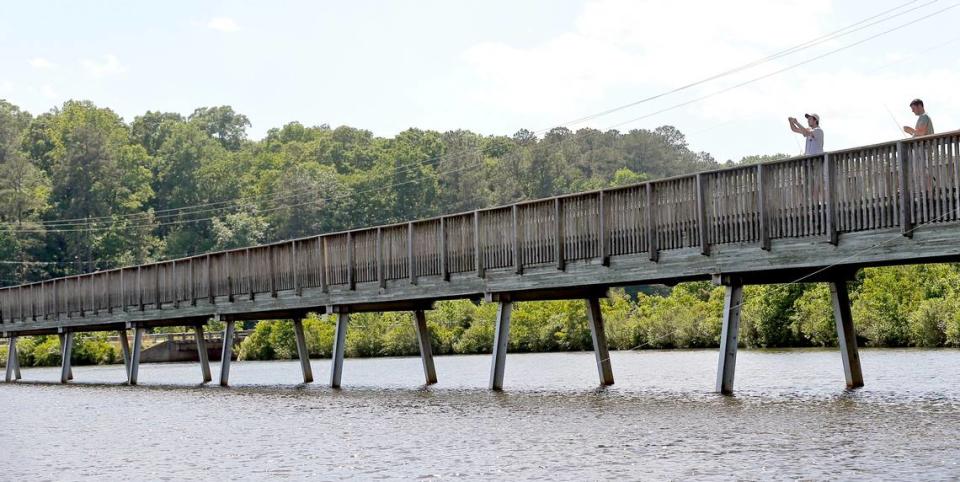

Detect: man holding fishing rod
[903, 98, 934, 137]
[788, 113, 824, 155]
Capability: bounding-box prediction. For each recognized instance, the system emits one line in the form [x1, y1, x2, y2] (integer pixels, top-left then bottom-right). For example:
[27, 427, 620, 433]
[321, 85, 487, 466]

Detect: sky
[1, 0, 959, 162]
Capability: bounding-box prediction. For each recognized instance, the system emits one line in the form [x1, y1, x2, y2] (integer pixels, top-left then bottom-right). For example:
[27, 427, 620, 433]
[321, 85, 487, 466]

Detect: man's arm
[903, 126, 916, 136]
[914, 121, 930, 137]
[788, 117, 811, 136]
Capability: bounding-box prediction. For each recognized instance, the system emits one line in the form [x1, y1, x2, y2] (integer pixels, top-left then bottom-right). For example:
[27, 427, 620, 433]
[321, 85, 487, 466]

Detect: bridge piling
[293, 317, 313, 384]
[119, 329, 131, 381]
[58, 333, 74, 380]
[60, 331, 73, 383]
[330, 312, 348, 388]
[129, 327, 144, 385]
[220, 320, 236, 387]
[716, 283, 744, 395]
[830, 281, 864, 389]
[5, 336, 19, 382]
[413, 310, 437, 385]
[60, 332, 74, 384]
[194, 325, 212, 383]
[586, 298, 614, 386]
[489, 301, 512, 390]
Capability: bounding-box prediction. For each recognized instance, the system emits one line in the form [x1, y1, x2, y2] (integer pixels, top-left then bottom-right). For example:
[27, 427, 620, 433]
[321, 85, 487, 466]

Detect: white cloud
[28, 57, 56, 69]
[208, 17, 240, 32]
[81, 54, 126, 78]
[0, 81, 13, 95]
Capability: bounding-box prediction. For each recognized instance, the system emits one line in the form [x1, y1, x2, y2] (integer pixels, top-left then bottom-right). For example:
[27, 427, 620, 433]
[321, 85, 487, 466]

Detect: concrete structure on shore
[4, 133, 960, 393]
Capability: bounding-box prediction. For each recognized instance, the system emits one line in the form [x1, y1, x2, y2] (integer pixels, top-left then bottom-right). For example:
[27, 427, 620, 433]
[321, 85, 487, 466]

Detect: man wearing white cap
[788, 113, 824, 155]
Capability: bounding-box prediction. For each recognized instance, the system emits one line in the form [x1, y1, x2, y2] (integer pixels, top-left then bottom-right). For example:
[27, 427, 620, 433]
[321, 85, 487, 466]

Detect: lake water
[2, 349, 959, 480]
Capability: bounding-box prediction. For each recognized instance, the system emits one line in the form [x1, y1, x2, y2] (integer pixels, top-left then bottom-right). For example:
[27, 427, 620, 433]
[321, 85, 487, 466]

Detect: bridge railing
[2, 132, 960, 325]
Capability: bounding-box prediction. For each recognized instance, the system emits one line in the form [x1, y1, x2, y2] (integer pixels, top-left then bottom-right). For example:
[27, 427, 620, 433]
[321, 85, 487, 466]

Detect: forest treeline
[1, 99, 958, 367]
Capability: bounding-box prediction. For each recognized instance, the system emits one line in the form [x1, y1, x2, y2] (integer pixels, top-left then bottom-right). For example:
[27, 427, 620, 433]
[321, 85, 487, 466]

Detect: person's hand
[904, 126, 915, 135]
[788, 116, 797, 123]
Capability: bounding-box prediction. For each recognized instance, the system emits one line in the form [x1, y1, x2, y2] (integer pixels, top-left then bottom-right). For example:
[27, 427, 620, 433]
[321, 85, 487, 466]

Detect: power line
[15, 0, 935, 231]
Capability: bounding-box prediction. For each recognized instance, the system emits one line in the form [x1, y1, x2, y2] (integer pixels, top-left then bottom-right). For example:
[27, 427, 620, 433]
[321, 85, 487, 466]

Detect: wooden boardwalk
[4, 132, 960, 393]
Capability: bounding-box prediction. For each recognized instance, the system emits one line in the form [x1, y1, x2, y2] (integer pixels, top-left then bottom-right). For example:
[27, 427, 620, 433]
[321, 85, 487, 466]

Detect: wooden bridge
[4, 132, 960, 394]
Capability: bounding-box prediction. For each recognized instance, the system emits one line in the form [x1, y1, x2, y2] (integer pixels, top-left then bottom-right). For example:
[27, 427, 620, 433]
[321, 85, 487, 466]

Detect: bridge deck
[3, 132, 960, 337]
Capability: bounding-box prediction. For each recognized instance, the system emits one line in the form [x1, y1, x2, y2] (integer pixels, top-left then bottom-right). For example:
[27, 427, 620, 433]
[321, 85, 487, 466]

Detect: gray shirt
[916, 113, 934, 136]
[805, 127, 824, 155]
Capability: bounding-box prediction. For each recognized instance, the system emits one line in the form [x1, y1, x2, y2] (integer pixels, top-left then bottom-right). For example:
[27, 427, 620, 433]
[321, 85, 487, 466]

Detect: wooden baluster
[377, 228, 386, 289]
[696, 174, 709, 255]
[319, 237, 328, 293]
[757, 164, 770, 250]
[407, 223, 417, 285]
[555, 198, 565, 270]
[898, 141, 913, 237]
[207, 254, 215, 304]
[474, 211, 484, 278]
[824, 153, 838, 245]
[646, 183, 658, 262]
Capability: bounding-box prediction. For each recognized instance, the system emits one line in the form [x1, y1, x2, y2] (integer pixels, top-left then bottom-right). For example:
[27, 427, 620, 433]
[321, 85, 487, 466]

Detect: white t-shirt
[805, 127, 824, 155]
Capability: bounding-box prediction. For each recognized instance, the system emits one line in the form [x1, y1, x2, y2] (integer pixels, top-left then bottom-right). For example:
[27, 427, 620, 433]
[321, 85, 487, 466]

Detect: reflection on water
[2, 349, 959, 479]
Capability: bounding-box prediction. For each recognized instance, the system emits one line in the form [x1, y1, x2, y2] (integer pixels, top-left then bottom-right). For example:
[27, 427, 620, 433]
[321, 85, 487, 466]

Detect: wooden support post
[220, 319, 236, 387]
[226, 252, 234, 302]
[696, 173, 710, 256]
[269, 245, 278, 297]
[599, 191, 609, 266]
[119, 329, 131, 383]
[897, 141, 913, 237]
[190, 258, 197, 306]
[439, 218, 449, 281]
[58, 333, 74, 381]
[716, 283, 744, 395]
[513, 205, 522, 274]
[293, 317, 313, 384]
[77, 278, 84, 317]
[319, 238, 328, 293]
[207, 254, 215, 304]
[155, 264, 161, 310]
[5, 336, 18, 382]
[413, 310, 437, 385]
[60, 332, 74, 384]
[489, 301, 512, 390]
[830, 281, 864, 389]
[330, 311, 348, 388]
[292, 242, 302, 296]
[171, 261, 178, 308]
[474, 211, 484, 278]
[195, 325, 212, 383]
[757, 163, 770, 251]
[54, 280, 61, 320]
[376, 228, 386, 289]
[129, 326, 144, 385]
[555, 198, 565, 271]
[347, 232, 356, 290]
[824, 153, 838, 245]
[407, 224, 417, 285]
[646, 183, 659, 262]
[137, 266, 144, 311]
[585, 298, 614, 386]
[246, 248, 254, 301]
